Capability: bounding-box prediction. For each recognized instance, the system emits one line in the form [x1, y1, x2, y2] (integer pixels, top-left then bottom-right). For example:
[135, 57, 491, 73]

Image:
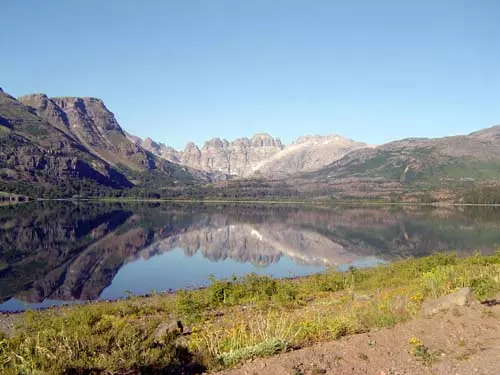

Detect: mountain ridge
[306, 124, 500, 188]
[3, 86, 500, 199]
[0, 88, 202, 197]
[131, 132, 369, 178]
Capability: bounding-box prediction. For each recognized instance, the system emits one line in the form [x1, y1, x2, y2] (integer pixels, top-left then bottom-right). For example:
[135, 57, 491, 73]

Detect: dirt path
[213, 300, 500, 375]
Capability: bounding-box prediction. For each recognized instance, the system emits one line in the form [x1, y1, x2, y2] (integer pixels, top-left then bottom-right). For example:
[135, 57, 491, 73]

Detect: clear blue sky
[2, 0, 499, 149]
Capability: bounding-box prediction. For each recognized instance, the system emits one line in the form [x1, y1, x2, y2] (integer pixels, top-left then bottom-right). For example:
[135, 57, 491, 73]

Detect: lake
[1, 202, 499, 312]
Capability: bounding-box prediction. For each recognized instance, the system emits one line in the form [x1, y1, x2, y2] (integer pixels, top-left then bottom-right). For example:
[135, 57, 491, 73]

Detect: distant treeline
[0, 179, 308, 200]
[463, 185, 500, 205]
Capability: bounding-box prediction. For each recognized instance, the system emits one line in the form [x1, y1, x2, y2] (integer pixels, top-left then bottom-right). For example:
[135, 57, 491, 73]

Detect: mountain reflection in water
[1, 202, 500, 311]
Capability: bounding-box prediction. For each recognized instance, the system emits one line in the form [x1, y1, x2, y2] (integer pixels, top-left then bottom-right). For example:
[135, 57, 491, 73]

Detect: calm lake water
[1, 202, 499, 311]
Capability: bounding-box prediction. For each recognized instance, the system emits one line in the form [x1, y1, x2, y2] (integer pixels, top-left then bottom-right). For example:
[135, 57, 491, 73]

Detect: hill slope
[19, 94, 156, 172]
[17, 92, 200, 191]
[252, 135, 369, 177]
[0, 89, 133, 196]
[308, 126, 500, 187]
[0, 88, 200, 197]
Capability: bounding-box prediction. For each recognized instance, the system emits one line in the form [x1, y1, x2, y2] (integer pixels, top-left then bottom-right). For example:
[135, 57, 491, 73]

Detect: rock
[154, 320, 184, 342]
[19, 95, 157, 172]
[131, 132, 368, 177]
[353, 293, 373, 302]
[0, 89, 135, 192]
[421, 288, 474, 316]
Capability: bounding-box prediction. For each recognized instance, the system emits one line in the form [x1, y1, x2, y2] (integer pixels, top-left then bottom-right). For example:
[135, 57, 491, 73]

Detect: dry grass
[1, 253, 499, 374]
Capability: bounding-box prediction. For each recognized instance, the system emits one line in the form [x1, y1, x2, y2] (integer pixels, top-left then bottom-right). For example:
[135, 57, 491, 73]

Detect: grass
[1, 253, 500, 374]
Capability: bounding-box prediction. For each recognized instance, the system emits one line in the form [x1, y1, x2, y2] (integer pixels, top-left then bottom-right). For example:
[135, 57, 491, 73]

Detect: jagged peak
[18, 93, 49, 100]
[184, 141, 200, 152]
[50, 97, 107, 112]
[51, 96, 103, 102]
[203, 137, 229, 149]
[252, 133, 273, 138]
[293, 134, 349, 145]
[143, 137, 166, 149]
[18, 93, 55, 109]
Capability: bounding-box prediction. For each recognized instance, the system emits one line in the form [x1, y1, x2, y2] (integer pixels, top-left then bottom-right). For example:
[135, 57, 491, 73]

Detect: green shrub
[176, 290, 207, 322]
[207, 273, 279, 306]
[471, 277, 499, 301]
[217, 339, 288, 367]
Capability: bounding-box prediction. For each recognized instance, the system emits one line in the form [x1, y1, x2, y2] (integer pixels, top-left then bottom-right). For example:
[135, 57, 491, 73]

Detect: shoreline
[31, 196, 500, 207]
[1, 253, 499, 374]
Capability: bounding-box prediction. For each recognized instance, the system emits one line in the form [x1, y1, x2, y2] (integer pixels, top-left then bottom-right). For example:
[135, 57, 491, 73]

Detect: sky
[1, 0, 499, 150]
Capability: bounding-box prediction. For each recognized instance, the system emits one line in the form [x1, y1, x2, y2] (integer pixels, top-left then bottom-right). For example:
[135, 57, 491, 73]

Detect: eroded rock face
[134, 133, 368, 177]
[0, 91, 132, 191]
[252, 135, 369, 177]
[19, 94, 156, 172]
[136, 134, 285, 176]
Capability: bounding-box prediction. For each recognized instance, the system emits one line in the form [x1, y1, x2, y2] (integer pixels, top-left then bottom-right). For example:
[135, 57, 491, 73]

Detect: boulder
[153, 320, 184, 343]
[421, 288, 474, 316]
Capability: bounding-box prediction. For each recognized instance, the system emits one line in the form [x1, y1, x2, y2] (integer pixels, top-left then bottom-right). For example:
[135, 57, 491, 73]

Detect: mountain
[0, 88, 132, 197]
[18, 93, 200, 185]
[308, 126, 500, 187]
[132, 133, 368, 177]
[0, 88, 201, 197]
[5, 85, 500, 199]
[19, 94, 155, 172]
[131, 133, 285, 176]
[251, 135, 369, 177]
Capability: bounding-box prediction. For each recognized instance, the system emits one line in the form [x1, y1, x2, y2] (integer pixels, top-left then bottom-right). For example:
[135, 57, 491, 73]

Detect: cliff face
[135, 133, 285, 176]
[252, 135, 369, 177]
[135, 133, 370, 178]
[8, 91, 200, 194]
[0, 90, 132, 195]
[19, 94, 156, 172]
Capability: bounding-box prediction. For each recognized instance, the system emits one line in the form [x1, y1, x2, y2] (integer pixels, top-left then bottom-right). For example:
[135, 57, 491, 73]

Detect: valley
[1, 86, 500, 202]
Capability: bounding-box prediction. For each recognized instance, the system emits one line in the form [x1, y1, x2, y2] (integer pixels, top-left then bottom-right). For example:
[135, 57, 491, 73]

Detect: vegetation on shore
[463, 185, 500, 205]
[1, 253, 500, 374]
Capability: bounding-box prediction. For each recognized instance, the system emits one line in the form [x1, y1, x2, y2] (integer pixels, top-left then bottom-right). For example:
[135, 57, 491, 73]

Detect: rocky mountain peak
[251, 133, 283, 148]
[18, 92, 161, 172]
[130, 130, 366, 177]
[143, 137, 163, 150]
[250, 134, 369, 177]
[184, 141, 200, 152]
[294, 134, 351, 145]
[51, 96, 123, 133]
[203, 137, 229, 149]
[19, 93, 71, 132]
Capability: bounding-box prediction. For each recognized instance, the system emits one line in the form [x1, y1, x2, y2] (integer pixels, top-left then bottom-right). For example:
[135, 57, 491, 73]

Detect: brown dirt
[213, 299, 500, 375]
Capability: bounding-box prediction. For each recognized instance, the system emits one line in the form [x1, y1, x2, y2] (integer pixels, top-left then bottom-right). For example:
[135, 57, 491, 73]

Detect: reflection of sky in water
[100, 247, 327, 299]
[0, 247, 336, 311]
[0, 248, 386, 311]
[3, 203, 500, 313]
